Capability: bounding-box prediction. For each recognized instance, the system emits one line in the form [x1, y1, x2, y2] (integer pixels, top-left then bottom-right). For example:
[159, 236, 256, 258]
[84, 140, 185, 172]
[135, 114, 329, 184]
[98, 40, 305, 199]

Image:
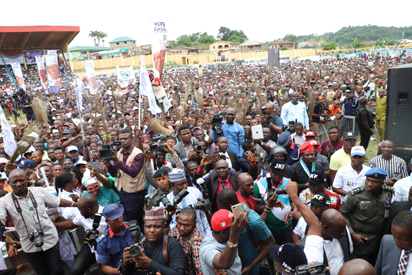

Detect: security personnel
[276, 131, 300, 166]
[97, 204, 139, 274]
[339, 167, 393, 266]
[145, 168, 172, 210]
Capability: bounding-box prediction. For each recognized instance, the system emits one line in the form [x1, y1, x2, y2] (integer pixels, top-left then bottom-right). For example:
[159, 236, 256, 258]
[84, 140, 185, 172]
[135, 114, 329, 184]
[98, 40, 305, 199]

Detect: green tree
[218, 27, 231, 41]
[321, 41, 336, 50]
[217, 27, 248, 43]
[88, 31, 99, 46]
[280, 46, 288, 50]
[176, 35, 192, 47]
[198, 32, 216, 44]
[88, 31, 107, 47]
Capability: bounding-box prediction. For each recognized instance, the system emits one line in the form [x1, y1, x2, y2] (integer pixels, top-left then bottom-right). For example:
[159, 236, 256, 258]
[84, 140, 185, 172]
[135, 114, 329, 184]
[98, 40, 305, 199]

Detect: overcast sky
[2, 0, 410, 47]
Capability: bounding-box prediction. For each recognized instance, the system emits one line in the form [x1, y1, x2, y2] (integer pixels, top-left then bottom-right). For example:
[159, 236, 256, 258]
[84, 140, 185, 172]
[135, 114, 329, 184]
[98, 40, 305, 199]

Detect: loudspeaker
[386, 63, 412, 165]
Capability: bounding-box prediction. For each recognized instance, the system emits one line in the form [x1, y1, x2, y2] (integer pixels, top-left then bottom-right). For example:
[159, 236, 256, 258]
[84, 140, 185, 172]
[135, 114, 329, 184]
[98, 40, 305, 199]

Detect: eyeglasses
[87, 184, 100, 192]
[344, 139, 356, 143]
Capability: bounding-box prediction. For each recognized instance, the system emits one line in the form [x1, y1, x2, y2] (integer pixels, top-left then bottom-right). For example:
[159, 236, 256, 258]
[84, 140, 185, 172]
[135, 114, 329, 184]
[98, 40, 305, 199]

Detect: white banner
[116, 65, 136, 85]
[35, 55, 49, 90]
[11, 63, 26, 90]
[0, 55, 24, 65]
[0, 108, 17, 156]
[85, 60, 98, 94]
[45, 53, 61, 93]
[74, 78, 85, 114]
[152, 20, 168, 80]
[139, 56, 161, 114]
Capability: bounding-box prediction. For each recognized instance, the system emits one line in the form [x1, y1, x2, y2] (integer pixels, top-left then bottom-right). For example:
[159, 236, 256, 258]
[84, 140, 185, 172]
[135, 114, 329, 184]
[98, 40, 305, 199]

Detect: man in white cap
[46, 57, 61, 86]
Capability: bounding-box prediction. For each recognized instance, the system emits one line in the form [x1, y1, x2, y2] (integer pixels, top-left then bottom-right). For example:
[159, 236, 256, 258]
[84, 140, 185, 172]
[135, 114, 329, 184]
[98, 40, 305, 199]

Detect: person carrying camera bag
[0, 169, 79, 275]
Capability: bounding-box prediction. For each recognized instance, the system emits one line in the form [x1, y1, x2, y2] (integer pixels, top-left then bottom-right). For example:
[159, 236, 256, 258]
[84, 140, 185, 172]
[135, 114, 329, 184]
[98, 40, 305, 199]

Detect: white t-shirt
[304, 235, 324, 263]
[333, 164, 370, 195]
[293, 217, 307, 239]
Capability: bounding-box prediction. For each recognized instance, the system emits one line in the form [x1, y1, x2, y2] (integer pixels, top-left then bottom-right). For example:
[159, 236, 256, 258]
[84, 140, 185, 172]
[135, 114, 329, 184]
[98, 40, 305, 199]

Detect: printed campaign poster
[0, 54, 24, 65]
[23, 50, 42, 65]
[116, 65, 136, 85]
[268, 48, 280, 67]
[35, 55, 49, 90]
[152, 20, 168, 80]
[45, 51, 61, 93]
[10, 63, 26, 90]
[85, 60, 98, 94]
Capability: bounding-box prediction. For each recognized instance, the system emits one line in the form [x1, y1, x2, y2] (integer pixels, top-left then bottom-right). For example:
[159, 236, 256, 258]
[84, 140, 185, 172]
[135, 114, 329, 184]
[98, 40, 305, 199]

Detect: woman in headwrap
[81, 176, 120, 207]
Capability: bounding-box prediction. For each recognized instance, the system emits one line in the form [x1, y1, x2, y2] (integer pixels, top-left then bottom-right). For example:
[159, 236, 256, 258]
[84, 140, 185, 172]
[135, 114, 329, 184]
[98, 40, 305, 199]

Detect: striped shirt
[107, 146, 144, 178]
[368, 155, 408, 180]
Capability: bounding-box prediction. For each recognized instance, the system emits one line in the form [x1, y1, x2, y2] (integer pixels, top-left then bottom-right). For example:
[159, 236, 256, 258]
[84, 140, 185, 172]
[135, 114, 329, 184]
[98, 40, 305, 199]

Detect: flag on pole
[74, 78, 85, 114]
[85, 60, 98, 94]
[116, 65, 136, 86]
[0, 108, 17, 156]
[139, 56, 161, 114]
[11, 63, 26, 91]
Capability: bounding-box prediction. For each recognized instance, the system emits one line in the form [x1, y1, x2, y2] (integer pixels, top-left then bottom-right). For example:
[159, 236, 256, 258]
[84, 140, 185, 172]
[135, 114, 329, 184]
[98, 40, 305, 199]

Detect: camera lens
[130, 244, 143, 257]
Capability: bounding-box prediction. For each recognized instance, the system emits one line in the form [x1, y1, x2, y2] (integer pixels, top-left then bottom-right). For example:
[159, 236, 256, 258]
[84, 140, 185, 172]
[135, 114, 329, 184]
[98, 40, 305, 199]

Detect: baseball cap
[16, 159, 35, 168]
[270, 158, 288, 177]
[269, 243, 307, 273]
[75, 160, 87, 166]
[305, 131, 315, 137]
[132, 107, 138, 111]
[343, 132, 355, 140]
[311, 193, 331, 208]
[63, 129, 72, 135]
[351, 146, 365, 157]
[299, 141, 315, 153]
[102, 203, 124, 221]
[211, 209, 233, 232]
[0, 158, 8, 164]
[67, 145, 79, 153]
[308, 139, 320, 147]
[308, 171, 326, 186]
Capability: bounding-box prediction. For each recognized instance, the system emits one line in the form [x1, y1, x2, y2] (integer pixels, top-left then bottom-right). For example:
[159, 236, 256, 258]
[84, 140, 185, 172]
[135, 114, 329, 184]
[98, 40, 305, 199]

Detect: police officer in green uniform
[145, 168, 172, 210]
[339, 167, 393, 266]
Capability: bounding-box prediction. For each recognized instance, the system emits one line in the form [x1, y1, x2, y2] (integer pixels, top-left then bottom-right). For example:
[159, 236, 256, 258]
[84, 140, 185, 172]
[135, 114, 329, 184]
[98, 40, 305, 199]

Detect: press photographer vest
[115, 147, 146, 193]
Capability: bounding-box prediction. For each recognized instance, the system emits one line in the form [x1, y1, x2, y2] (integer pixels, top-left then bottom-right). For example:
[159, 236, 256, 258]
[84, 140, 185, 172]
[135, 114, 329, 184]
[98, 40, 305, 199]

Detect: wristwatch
[227, 241, 238, 248]
[13, 240, 17, 248]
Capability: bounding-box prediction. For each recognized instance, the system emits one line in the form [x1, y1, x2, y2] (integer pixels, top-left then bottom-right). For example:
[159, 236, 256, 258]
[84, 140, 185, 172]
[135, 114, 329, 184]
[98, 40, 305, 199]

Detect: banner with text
[0, 53, 24, 65]
[0, 108, 17, 156]
[23, 50, 43, 65]
[85, 60, 98, 94]
[11, 63, 26, 90]
[152, 20, 168, 80]
[45, 51, 61, 93]
[116, 65, 136, 85]
[35, 55, 49, 90]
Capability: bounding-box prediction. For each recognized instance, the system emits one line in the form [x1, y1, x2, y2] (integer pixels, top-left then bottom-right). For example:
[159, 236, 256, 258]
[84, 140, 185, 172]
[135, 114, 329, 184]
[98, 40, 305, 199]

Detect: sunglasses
[344, 139, 356, 143]
[87, 184, 100, 192]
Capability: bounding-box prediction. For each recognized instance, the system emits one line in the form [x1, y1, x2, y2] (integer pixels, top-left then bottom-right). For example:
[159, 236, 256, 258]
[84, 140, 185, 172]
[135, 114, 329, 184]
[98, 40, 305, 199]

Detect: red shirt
[215, 176, 234, 210]
[325, 188, 341, 210]
[236, 191, 256, 210]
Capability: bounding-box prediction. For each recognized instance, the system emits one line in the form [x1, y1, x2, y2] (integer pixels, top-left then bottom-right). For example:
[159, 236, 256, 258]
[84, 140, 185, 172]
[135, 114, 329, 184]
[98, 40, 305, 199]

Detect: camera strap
[11, 190, 43, 234]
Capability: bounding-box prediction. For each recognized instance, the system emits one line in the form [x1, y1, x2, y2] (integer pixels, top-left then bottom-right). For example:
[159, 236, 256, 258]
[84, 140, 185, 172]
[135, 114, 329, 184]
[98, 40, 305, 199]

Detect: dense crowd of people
[0, 49, 411, 275]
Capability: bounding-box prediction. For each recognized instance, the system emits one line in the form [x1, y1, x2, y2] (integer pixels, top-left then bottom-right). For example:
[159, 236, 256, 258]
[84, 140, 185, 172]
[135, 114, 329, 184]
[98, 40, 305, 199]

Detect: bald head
[238, 173, 253, 185]
[265, 102, 275, 109]
[9, 168, 27, 179]
[79, 194, 98, 212]
[321, 209, 345, 226]
[338, 259, 376, 275]
[321, 209, 346, 239]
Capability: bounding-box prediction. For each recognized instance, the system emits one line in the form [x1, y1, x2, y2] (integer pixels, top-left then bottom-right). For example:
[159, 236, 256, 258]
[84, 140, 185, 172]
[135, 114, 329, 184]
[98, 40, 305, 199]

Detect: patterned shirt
[299, 188, 342, 210]
[107, 146, 144, 178]
[168, 227, 204, 275]
[368, 154, 408, 181]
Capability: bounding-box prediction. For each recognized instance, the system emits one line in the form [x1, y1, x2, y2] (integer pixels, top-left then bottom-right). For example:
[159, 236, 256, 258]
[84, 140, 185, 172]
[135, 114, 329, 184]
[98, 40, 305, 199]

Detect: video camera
[282, 120, 296, 134]
[193, 139, 202, 155]
[128, 219, 144, 258]
[160, 189, 190, 212]
[210, 114, 223, 135]
[314, 101, 331, 115]
[148, 134, 166, 154]
[85, 214, 102, 247]
[294, 263, 328, 274]
[193, 178, 212, 211]
[99, 141, 122, 159]
[266, 173, 287, 197]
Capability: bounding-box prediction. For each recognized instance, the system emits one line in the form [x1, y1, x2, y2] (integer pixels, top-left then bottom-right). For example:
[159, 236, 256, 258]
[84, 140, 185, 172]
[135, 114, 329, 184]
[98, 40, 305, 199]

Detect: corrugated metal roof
[239, 40, 263, 46]
[69, 46, 110, 52]
[109, 36, 136, 43]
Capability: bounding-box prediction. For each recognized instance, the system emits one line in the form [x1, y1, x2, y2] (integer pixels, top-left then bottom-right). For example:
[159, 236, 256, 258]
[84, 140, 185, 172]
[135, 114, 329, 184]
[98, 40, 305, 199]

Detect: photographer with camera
[173, 125, 203, 165]
[97, 203, 140, 274]
[281, 92, 309, 132]
[261, 102, 284, 143]
[311, 92, 329, 137]
[121, 206, 186, 275]
[165, 169, 211, 237]
[53, 194, 108, 275]
[17, 88, 36, 122]
[104, 129, 146, 229]
[211, 107, 245, 157]
[0, 169, 79, 275]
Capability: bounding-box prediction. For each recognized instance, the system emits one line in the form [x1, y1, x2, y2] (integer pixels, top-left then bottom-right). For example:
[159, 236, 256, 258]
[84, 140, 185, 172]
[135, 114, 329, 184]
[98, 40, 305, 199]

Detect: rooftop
[210, 41, 240, 45]
[239, 40, 263, 46]
[109, 36, 136, 43]
[69, 46, 110, 52]
[270, 41, 295, 45]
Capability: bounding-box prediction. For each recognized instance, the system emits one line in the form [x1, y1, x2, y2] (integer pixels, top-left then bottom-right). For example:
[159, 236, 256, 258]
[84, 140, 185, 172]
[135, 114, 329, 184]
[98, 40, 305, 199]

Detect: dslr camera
[85, 214, 102, 247]
[160, 189, 190, 212]
[262, 106, 279, 124]
[294, 263, 328, 274]
[266, 173, 287, 197]
[128, 220, 144, 257]
[210, 114, 223, 135]
[192, 139, 202, 155]
[282, 120, 296, 134]
[193, 178, 212, 211]
[99, 141, 122, 159]
[28, 229, 44, 247]
[148, 134, 166, 154]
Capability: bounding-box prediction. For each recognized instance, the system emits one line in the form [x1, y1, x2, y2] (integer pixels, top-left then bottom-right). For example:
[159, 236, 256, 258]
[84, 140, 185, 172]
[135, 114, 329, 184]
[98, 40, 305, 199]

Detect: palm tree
[88, 31, 107, 47]
[88, 31, 99, 46]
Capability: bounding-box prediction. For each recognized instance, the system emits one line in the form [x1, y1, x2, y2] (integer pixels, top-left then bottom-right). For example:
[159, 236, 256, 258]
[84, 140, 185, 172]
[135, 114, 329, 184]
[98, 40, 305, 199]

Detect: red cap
[305, 131, 316, 137]
[377, 80, 383, 83]
[300, 141, 315, 153]
[211, 209, 233, 231]
[308, 139, 320, 146]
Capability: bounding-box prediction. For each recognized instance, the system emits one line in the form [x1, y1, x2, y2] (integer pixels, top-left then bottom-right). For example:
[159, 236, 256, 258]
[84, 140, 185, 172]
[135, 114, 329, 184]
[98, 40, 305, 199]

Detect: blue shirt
[238, 203, 272, 275]
[96, 224, 134, 268]
[343, 97, 358, 116]
[211, 121, 245, 157]
[281, 101, 309, 129]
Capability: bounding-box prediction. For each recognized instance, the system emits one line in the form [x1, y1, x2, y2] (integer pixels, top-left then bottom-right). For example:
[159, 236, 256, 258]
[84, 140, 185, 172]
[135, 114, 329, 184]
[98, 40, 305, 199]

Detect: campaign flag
[11, 63, 26, 90]
[45, 51, 61, 93]
[116, 65, 136, 85]
[152, 20, 168, 80]
[85, 60, 98, 94]
[35, 55, 49, 90]
[74, 78, 85, 114]
[0, 107, 17, 156]
[139, 56, 161, 114]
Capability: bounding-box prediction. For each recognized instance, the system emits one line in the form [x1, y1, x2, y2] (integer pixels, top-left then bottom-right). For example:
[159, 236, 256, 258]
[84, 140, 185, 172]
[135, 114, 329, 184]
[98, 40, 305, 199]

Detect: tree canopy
[88, 31, 107, 47]
[218, 27, 248, 44]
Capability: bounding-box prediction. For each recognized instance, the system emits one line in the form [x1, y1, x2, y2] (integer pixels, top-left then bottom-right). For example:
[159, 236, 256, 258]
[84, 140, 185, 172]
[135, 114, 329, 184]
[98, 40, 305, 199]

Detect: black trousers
[24, 242, 65, 275]
[70, 244, 98, 275]
[359, 128, 372, 150]
[119, 190, 145, 229]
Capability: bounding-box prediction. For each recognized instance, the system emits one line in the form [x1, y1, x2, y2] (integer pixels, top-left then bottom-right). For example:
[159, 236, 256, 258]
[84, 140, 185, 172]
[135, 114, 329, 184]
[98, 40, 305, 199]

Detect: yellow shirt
[330, 148, 351, 171]
[375, 96, 386, 120]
